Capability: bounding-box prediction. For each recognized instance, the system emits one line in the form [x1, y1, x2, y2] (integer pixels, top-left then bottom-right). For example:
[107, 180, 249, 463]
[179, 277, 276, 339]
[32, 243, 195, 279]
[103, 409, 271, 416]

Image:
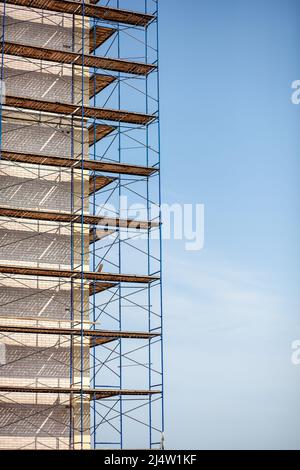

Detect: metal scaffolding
[0, 0, 163, 449]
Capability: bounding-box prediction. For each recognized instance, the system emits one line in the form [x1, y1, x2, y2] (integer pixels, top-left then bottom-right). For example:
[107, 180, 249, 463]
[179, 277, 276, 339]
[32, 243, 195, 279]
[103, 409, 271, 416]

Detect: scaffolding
[0, 0, 163, 449]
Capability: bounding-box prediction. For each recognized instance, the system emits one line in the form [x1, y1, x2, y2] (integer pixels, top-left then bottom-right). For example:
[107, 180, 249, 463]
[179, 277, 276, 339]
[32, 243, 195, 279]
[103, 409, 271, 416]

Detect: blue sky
[159, 0, 300, 449]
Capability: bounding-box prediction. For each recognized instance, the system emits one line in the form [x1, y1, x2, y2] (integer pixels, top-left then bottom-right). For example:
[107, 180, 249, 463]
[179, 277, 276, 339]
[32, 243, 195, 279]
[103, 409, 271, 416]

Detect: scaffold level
[5, 96, 156, 124]
[0, 0, 163, 450]
[1, 42, 156, 75]
[1, 0, 155, 26]
[0, 150, 158, 176]
[0, 324, 159, 343]
[0, 386, 160, 400]
[0, 265, 159, 283]
[0, 207, 159, 229]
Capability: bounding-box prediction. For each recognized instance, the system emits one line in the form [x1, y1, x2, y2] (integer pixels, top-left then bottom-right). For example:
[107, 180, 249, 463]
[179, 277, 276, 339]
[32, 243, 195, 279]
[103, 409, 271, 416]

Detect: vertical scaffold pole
[80, 0, 86, 450]
[117, 0, 123, 450]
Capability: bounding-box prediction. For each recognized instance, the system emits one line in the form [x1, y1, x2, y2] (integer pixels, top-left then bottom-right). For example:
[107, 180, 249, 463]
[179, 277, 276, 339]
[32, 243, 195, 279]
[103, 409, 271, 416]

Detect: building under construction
[0, 0, 163, 449]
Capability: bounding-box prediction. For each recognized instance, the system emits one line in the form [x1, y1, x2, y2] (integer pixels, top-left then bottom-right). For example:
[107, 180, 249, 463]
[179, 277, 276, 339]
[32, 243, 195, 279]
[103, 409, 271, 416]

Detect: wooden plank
[0, 206, 158, 229]
[0, 324, 159, 342]
[89, 227, 115, 244]
[95, 389, 161, 400]
[0, 150, 158, 176]
[4, 95, 155, 125]
[90, 331, 159, 347]
[88, 122, 116, 145]
[89, 74, 117, 98]
[89, 281, 116, 295]
[0, 265, 159, 284]
[0, 385, 160, 400]
[89, 26, 116, 53]
[89, 175, 115, 194]
[1, 42, 155, 76]
[1, 0, 155, 27]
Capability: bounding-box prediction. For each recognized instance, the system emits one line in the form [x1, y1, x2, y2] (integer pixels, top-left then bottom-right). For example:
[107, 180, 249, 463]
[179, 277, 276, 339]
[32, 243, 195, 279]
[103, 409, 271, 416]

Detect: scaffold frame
[0, 0, 163, 450]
